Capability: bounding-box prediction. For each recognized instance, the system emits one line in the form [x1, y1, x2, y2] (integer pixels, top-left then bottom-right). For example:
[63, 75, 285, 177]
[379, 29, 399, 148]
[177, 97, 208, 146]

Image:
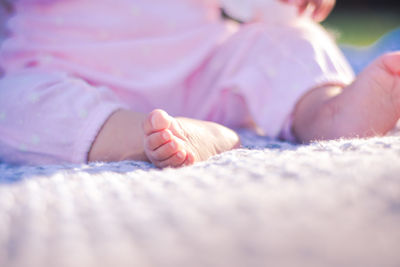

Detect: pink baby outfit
[0, 0, 354, 164]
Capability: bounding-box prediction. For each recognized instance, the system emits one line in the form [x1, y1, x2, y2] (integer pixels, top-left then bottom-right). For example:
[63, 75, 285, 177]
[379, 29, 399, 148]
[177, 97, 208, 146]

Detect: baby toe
[381, 52, 400, 75]
[150, 139, 179, 161]
[143, 109, 172, 135]
[157, 150, 187, 168]
[182, 151, 196, 166]
[145, 130, 172, 150]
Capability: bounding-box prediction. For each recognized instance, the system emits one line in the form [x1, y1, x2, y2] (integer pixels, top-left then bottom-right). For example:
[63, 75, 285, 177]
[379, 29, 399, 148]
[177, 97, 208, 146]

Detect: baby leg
[0, 70, 128, 164]
[292, 52, 400, 142]
[92, 108, 241, 168]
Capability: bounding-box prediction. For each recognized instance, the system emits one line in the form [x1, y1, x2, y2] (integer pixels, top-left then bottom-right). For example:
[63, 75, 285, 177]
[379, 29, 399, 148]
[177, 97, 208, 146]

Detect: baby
[0, 0, 399, 168]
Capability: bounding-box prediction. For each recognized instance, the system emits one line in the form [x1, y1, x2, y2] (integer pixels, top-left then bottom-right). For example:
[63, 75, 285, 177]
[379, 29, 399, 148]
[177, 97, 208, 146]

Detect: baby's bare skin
[88, 109, 240, 168]
[293, 52, 400, 142]
[280, 0, 336, 22]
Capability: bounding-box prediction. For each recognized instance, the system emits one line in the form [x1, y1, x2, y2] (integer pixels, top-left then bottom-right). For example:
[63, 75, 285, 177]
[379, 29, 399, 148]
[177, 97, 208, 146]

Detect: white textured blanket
[1, 129, 400, 267]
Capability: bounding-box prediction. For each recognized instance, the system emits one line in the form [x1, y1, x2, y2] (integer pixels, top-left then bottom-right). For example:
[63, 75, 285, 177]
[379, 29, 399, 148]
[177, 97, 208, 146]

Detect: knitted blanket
[1, 128, 400, 267]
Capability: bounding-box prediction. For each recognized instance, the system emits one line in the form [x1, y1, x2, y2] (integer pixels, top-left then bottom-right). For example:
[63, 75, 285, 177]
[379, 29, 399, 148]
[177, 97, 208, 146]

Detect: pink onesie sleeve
[0, 70, 128, 165]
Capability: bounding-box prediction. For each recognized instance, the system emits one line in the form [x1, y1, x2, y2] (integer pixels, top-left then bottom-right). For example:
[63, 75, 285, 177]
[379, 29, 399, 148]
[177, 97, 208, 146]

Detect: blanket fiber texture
[1, 129, 400, 267]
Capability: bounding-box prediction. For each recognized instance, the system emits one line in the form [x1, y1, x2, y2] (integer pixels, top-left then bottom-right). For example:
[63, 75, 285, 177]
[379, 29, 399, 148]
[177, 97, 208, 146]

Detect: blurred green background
[322, 0, 400, 46]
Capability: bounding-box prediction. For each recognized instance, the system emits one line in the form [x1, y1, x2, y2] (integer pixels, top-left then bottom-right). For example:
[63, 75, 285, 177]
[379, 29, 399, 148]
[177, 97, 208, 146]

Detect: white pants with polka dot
[0, 70, 127, 164]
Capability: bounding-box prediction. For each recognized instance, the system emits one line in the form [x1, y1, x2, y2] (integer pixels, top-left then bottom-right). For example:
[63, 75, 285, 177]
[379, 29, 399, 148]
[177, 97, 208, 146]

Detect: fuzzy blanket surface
[1, 129, 400, 267]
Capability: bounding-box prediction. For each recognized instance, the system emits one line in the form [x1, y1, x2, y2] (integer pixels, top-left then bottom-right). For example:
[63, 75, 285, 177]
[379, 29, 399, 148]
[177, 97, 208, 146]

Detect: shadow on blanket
[0, 129, 296, 183]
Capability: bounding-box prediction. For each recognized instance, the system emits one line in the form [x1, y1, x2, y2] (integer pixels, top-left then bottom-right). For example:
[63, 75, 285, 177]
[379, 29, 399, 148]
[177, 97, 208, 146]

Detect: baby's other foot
[349, 51, 400, 134]
[292, 51, 400, 142]
[142, 109, 240, 168]
[324, 51, 400, 138]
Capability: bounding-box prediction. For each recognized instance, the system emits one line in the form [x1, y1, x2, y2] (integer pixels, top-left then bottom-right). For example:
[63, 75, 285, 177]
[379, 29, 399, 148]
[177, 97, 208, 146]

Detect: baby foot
[324, 52, 400, 138]
[142, 109, 240, 168]
[344, 51, 400, 136]
[292, 51, 400, 142]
